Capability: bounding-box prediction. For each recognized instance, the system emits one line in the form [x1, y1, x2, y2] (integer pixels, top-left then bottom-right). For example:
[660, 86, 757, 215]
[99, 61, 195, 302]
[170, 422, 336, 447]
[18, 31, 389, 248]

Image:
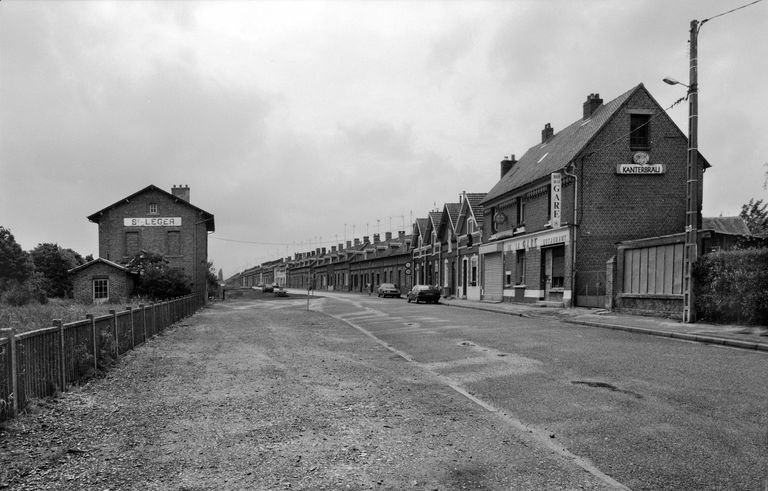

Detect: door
[484, 252, 503, 302]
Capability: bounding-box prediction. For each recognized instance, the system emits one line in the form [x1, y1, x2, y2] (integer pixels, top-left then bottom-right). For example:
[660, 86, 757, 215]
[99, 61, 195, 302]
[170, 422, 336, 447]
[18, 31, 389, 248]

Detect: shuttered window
[167, 231, 181, 255]
[125, 232, 139, 256]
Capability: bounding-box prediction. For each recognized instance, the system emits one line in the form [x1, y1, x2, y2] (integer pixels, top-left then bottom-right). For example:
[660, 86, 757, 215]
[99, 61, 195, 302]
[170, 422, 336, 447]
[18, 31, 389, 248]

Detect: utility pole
[683, 19, 700, 323]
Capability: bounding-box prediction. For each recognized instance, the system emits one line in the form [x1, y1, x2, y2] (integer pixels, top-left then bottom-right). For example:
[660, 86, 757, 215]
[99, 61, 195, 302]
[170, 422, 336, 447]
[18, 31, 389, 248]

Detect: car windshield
[381, 283, 395, 288]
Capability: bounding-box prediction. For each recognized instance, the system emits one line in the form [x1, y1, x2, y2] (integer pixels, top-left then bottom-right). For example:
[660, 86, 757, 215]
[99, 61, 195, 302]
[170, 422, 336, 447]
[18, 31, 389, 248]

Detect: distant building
[76, 184, 215, 302]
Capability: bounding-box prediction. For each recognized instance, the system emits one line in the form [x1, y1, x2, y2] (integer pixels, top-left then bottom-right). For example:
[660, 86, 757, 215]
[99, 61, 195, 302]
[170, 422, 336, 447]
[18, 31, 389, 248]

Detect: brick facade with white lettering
[86, 185, 215, 297]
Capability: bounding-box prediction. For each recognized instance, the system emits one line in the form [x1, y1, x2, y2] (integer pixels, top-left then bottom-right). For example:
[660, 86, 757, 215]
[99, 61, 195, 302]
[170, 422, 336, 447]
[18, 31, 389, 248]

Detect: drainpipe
[563, 161, 579, 307]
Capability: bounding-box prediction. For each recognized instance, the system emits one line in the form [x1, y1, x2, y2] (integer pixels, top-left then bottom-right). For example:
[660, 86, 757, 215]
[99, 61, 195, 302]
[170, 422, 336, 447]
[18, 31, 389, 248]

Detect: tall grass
[0, 298, 142, 334]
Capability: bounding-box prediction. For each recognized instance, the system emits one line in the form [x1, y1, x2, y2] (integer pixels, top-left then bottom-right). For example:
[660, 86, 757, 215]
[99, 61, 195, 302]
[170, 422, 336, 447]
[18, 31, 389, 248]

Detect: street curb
[444, 302, 768, 353]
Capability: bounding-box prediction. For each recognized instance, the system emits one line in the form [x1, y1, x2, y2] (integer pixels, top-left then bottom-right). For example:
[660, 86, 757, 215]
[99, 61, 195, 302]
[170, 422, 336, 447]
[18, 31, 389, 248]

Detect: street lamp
[664, 19, 701, 323]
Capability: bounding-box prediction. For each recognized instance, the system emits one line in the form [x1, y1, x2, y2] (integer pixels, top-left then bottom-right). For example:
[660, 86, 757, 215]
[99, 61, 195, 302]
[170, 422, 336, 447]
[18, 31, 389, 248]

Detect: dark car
[406, 285, 441, 304]
[377, 283, 401, 298]
[274, 285, 288, 297]
[262, 283, 274, 293]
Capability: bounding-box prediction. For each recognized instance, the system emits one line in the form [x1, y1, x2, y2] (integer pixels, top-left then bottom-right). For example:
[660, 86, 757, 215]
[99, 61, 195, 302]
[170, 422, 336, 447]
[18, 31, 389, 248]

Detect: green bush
[693, 248, 768, 325]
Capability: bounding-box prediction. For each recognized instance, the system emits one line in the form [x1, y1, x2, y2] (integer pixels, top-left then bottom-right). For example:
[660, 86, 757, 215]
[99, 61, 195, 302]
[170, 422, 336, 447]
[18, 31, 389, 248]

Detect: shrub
[693, 248, 768, 325]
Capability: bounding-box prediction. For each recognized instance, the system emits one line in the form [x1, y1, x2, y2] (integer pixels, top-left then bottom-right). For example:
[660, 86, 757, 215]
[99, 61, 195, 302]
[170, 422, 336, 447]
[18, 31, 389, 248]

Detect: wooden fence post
[1, 328, 18, 417]
[140, 304, 147, 343]
[54, 319, 65, 392]
[127, 307, 134, 349]
[109, 310, 118, 357]
[86, 314, 97, 371]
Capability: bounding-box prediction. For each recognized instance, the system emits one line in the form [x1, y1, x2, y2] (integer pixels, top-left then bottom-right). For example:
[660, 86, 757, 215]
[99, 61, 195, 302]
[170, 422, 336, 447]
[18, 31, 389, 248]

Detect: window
[148, 203, 159, 214]
[490, 207, 498, 234]
[470, 257, 478, 286]
[630, 114, 650, 148]
[516, 250, 526, 285]
[167, 231, 181, 255]
[551, 247, 565, 288]
[516, 197, 525, 226]
[93, 278, 109, 302]
[125, 231, 139, 256]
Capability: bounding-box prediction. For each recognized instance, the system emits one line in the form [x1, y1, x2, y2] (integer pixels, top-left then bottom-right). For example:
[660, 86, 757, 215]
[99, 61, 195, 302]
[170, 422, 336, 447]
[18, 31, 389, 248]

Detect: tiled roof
[67, 257, 133, 274]
[465, 193, 486, 224]
[415, 218, 429, 236]
[482, 85, 643, 205]
[428, 211, 443, 230]
[445, 203, 461, 229]
[702, 216, 751, 236]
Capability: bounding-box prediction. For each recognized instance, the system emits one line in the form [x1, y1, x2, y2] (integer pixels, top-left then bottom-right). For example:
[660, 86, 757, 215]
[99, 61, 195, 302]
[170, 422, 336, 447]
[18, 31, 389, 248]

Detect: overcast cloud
[1, 0, 766, 277]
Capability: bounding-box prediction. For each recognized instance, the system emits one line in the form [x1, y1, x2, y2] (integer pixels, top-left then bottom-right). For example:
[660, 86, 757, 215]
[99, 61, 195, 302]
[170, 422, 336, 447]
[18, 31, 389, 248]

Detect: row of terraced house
[228, 84, 752, 314]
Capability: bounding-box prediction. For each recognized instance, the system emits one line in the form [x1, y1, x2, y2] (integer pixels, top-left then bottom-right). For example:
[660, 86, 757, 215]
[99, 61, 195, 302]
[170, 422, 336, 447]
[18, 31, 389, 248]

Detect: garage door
[483, 252, 503, 302]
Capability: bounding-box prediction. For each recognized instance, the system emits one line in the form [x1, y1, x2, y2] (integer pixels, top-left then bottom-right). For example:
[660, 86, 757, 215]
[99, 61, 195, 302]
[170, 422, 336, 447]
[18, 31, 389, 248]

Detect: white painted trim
[524, 289, 544, 298]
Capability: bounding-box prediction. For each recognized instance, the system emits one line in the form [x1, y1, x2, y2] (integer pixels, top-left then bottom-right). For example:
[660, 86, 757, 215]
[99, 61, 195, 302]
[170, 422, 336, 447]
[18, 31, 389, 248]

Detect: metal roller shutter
[484, 252, 503, 301]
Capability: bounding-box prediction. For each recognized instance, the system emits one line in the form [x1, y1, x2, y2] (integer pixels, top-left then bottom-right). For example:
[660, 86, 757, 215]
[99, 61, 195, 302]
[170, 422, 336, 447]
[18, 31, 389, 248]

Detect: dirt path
[1, 299, 615, 490]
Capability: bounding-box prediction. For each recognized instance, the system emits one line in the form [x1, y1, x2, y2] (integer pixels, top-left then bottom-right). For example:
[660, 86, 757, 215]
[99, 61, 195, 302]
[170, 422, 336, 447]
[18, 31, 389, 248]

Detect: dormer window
[149, 203, 159, 214]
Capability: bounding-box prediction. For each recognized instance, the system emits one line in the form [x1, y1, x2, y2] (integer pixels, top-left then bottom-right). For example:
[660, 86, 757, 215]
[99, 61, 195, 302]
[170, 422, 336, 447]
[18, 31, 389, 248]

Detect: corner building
[479, 84, 708, 307]
[87, 185, 215, 297]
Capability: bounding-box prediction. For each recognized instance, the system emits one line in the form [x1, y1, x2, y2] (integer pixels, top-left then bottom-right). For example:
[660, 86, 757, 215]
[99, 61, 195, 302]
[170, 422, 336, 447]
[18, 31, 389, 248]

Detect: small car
[274, 286, 288, 297]
[377, 283, 401, 298]
[407, 285, 441, 304]
[262, 284, 274, 293]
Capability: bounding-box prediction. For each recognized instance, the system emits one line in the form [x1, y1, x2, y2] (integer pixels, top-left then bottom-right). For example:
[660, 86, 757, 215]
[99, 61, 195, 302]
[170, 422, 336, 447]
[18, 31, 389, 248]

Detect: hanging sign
[551, 172, 562, 228]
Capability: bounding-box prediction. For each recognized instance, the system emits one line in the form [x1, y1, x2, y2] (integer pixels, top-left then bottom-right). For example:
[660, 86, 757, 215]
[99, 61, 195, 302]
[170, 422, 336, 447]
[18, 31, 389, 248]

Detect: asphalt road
[308, 290, 768, 491]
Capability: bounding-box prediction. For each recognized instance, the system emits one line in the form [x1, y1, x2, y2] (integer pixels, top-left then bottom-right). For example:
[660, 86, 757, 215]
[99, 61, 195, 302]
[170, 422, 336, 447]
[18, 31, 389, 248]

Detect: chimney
[331, 246, 337, 253]
[373, 233, 380, 243]
[385, 232, 392, 241]
[354, 238, 360, 246]
[541, 124, 554, 143]
[500, 154, 517, 179]
[363, 235, 370, 244]
[316, 248, 321, 256]
[338, 243, 344, 251]
[346, 240, 352, 249]
[171, 184, 190, 202]
[321, 247, 326, 255]
[399, 231, 405, 238]
[583, 93, 603, 119]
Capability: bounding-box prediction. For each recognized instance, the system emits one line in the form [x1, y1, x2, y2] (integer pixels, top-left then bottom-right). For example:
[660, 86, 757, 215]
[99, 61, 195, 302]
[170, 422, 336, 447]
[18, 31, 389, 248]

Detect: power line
[701, 0, 763, 25]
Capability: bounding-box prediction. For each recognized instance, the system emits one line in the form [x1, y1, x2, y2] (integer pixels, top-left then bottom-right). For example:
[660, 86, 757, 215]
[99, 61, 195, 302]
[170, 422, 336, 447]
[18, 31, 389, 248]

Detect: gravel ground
[1, 298, 616, 490]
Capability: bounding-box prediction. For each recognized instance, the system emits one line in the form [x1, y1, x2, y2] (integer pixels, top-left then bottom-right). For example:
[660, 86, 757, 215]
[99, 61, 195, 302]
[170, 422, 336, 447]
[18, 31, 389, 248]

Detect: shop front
[480, 226, 573, 305]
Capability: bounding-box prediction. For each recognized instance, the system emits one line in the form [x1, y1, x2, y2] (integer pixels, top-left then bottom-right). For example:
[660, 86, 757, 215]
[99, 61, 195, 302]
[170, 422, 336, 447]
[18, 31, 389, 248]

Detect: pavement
[439, 297, 768, 353]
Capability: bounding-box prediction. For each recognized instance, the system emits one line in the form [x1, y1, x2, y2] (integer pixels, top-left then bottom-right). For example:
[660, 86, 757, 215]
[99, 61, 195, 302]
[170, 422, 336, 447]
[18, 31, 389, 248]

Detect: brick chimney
[541, 124, 554, 143]
[346, 240, 352, 249]
[398, 231, 405, 239]
[363, 236, 370, 244]
[373, 233, 380, 243]
[331, 246, 337, 253]
[385, 232, 392, 241]
[500, 154, 517, 179]
[583, 93, 603, 119]
[171, 184, 190, 202]
[354, 238, 360, 246]
[321, 247, 326, 255]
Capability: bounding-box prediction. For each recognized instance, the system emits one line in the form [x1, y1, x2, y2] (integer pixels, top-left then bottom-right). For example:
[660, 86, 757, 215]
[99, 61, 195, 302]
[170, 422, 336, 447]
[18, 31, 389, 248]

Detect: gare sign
[124, 217, 182, 227]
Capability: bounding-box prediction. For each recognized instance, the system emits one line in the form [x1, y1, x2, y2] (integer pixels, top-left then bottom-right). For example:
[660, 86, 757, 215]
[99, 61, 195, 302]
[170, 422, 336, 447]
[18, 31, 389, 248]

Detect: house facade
[86, 185, 215, 297]
[479, 85, 707, 307]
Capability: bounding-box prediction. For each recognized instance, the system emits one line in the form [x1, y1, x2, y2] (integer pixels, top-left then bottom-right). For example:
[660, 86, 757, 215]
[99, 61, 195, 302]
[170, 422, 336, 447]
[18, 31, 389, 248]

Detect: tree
[206, 262, 220, 293]
[0, 226, 32, 292]
[124, 251, 192, 300]
[30, 243, 86, 298]
[740, 199, 768, 237]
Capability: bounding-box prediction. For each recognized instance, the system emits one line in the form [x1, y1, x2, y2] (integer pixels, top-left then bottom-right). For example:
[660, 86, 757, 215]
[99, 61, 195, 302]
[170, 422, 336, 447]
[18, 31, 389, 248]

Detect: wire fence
[0, 293, 206, 422]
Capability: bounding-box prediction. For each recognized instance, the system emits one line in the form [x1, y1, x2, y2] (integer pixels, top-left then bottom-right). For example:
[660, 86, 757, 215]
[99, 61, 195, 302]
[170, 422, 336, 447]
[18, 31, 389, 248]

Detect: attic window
[630, 114, 651, 149]
[537, 152, 549, 164]
[149, 203, 158, 214]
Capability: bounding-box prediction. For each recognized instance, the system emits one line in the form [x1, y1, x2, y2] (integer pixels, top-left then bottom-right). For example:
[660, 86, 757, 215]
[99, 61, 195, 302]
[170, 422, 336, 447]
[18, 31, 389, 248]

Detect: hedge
[693, 248, 768, 325]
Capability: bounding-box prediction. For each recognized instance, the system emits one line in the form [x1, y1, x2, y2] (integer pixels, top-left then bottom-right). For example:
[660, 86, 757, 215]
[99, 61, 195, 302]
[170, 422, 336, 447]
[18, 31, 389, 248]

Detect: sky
[1, 0, 766, 278]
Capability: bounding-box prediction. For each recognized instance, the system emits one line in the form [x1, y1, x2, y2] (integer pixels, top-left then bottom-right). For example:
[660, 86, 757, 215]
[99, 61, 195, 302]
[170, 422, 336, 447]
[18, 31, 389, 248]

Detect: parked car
[274, 285, 288, 297]
[377, 283, 401, 298]
[262, 283, 274, 293]
[406, 285, 441, 304]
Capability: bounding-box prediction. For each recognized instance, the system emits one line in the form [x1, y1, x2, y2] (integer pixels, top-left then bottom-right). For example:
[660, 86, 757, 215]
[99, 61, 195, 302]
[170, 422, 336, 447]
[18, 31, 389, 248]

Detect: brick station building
[479, 84, 709, 307]
[72, 185, 215, 303]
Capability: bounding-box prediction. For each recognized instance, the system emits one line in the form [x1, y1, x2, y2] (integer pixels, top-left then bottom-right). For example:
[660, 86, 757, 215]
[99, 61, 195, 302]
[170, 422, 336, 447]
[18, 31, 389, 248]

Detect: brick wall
[71, 263, 134, 304]
[94, 188, 210, 294]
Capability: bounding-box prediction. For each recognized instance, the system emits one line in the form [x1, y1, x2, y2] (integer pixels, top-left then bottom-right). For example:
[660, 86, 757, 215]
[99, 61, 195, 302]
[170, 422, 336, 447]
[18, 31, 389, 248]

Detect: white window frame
[93, 278, 109, 303]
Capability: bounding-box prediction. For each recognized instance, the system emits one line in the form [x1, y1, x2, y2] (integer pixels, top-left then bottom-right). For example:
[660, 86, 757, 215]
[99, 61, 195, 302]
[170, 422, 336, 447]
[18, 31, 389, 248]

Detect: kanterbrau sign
[124, 217, 182, 227]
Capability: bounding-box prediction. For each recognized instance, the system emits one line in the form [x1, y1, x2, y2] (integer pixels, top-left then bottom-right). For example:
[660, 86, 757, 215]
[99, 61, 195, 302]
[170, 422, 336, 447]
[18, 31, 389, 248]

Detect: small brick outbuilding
[69, 258, 137, 304]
